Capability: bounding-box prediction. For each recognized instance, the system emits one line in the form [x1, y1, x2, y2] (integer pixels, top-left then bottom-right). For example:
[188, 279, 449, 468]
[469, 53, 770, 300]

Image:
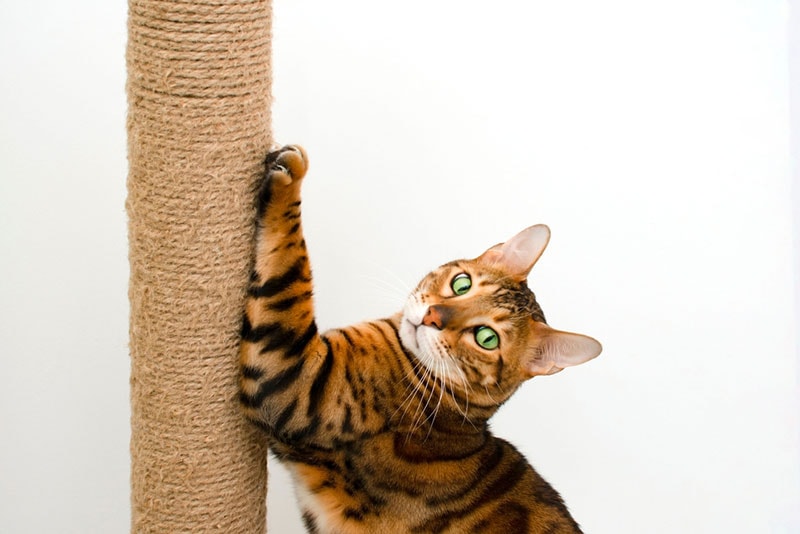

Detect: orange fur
[239, 146, 600, 533]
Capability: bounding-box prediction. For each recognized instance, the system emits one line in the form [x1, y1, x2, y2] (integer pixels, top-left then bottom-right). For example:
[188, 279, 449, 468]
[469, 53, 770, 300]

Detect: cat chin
[399, 316, 464, 382]
[398, 317, 422, 353]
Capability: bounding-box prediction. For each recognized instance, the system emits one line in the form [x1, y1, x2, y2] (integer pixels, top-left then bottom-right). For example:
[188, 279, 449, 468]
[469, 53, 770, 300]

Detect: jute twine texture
[127, 1, 272, 532]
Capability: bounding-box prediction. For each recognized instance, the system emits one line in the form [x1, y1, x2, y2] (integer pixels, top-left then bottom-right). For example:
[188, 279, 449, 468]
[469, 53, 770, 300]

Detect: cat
[239, 145, 602, 533]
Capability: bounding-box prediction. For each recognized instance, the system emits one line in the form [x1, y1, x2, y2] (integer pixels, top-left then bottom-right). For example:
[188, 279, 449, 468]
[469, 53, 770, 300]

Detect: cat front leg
[239, 146, 330, 442]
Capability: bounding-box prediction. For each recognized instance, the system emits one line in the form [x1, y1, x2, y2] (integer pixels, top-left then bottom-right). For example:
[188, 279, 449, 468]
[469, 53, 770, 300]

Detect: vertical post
[127, 1, 272, 531]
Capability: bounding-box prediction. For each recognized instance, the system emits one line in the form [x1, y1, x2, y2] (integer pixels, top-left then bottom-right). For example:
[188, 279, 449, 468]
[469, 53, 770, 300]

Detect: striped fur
[239, 146, 598, 533]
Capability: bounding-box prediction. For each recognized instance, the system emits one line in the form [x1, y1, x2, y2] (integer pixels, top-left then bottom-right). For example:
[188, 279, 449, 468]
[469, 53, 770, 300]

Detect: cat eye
[451, 273, 472, 296]
[475, 326, 499, 350]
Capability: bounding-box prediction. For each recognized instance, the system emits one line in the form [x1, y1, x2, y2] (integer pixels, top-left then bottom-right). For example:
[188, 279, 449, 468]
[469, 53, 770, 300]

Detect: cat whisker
[397, 360, 429, 434]
[422, 368, 444, 440]
[449, 362, 470, 419]
[364, 275, 410, 304]
[394, 357, 422, 421]
[432, 379, 447, 438]
[443, 352, 479, 432]
[445, 368, 466, 422]
[397, 358, 425, 403]
[405, 356, 439, 441]
[419, 357, 447, 442]
[421, 351, 451, 438]
[483, 384, 502, 407]
[362, 263, 413, 300]
[376, 265, 414, 295]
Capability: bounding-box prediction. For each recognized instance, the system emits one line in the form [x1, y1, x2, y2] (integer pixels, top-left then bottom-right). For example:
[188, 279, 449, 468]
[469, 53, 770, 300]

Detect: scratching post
[127, 1, 272, 532]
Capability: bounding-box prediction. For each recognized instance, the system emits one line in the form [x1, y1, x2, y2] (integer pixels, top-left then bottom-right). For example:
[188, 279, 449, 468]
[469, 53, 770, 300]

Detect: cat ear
[477, 224, 551, 280]
[524, 323, 602, 377]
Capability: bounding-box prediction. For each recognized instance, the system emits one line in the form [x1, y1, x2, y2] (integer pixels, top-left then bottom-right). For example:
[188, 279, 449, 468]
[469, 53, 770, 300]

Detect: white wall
[0, 1, 131, 532]
[1, 1, 797, 533]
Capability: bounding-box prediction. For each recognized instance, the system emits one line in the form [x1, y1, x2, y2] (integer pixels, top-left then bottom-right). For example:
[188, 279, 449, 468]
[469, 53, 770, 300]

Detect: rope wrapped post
[127, 1, 272, 531]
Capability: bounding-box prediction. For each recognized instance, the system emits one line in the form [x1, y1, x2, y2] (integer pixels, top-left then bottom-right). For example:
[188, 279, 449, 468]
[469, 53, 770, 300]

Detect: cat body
[239, 146, 601, 533]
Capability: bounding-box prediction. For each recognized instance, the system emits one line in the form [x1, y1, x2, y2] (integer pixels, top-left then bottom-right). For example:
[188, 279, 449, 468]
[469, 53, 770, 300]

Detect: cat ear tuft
[477, 224, 551, 280]
[525, 323, 602, 377]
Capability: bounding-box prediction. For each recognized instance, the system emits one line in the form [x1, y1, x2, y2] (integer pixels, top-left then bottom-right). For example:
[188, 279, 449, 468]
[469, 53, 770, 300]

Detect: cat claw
[267, 145, 308, 185]
[285, 145, 304, 157]
[271, 164, 293, 186]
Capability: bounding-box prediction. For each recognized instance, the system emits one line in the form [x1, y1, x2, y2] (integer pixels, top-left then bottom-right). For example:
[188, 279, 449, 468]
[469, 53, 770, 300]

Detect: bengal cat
[239, 145, 602, 533]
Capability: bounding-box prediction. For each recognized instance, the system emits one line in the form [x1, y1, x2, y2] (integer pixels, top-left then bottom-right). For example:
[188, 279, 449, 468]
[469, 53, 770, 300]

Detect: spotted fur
[239, 146, 601, 533]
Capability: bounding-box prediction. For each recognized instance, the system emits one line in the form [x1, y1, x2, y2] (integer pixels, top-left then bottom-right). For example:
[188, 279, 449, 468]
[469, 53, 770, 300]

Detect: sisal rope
[127, 1, 272, 532]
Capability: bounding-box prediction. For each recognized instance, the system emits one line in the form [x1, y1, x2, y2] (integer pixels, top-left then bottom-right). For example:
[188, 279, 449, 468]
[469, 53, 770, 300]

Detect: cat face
[399, 225, 601, 409]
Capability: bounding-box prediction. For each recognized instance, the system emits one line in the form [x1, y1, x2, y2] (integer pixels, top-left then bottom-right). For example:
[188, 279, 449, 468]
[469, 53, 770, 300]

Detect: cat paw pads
[265, 145, 308, 185]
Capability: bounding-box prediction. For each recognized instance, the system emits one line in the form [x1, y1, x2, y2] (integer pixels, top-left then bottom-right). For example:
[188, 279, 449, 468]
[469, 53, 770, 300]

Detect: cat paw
[264, 145, 308, 186]
[257, 145, 308, 215]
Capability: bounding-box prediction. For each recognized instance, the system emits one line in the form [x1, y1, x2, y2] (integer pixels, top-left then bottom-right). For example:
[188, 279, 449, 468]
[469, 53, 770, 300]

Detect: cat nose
[422, 305, 450, 330]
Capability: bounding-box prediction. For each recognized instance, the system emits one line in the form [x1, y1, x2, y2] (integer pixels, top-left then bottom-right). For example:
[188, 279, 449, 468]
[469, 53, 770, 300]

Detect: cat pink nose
[422, 305, 449, 330]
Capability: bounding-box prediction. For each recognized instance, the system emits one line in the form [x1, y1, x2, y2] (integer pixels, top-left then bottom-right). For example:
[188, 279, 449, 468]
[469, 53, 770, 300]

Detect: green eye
[475, 326, 499, 350]
[451, 273, 472, 296]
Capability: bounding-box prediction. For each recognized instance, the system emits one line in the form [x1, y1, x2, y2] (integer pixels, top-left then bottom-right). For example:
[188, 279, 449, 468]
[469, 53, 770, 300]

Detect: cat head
[399, 224, 601, 411]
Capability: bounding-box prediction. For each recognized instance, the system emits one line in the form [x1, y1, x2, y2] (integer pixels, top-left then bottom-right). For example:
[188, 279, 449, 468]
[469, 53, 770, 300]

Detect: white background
[1, 1, 798, 533]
